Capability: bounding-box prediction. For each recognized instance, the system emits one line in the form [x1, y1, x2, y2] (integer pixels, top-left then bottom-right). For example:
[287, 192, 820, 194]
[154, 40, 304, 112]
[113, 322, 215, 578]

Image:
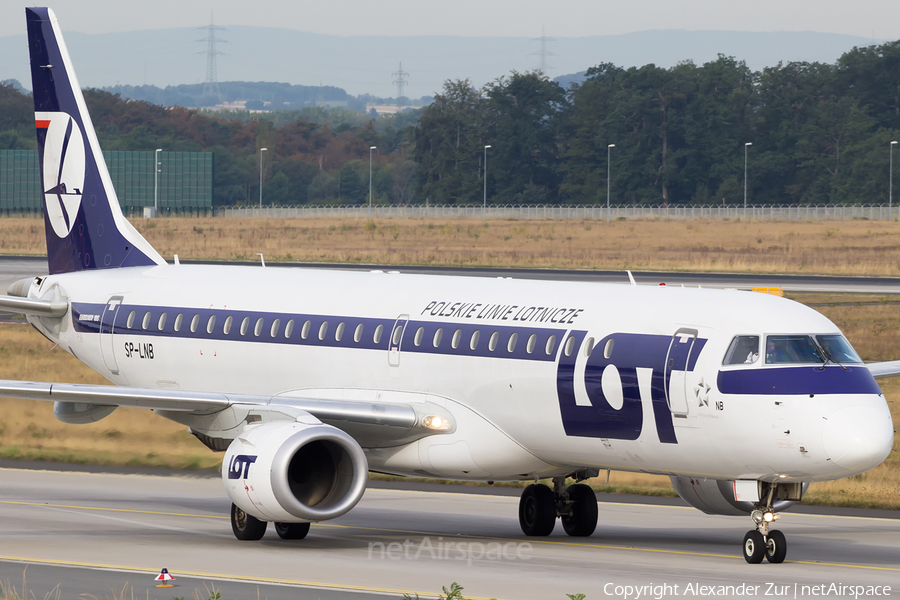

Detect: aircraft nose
[822, 405, 893, 471]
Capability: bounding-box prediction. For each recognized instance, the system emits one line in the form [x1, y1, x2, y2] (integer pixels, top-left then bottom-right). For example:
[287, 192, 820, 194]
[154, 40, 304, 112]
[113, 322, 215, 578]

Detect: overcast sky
[4, 0, 900, 39]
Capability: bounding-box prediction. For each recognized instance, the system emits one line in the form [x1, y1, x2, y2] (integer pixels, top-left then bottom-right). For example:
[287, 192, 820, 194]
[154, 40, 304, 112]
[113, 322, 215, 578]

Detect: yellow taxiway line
[3, 498, 898, 571]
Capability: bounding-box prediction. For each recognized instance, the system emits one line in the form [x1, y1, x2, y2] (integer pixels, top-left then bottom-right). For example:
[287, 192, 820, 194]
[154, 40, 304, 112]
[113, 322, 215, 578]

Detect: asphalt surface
[0, 468, 898, 600]
[5, 255, 900, 295]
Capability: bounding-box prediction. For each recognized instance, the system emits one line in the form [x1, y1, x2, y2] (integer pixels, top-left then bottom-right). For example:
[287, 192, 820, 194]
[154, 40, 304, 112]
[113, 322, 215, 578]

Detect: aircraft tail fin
[26, 7, 165, 275]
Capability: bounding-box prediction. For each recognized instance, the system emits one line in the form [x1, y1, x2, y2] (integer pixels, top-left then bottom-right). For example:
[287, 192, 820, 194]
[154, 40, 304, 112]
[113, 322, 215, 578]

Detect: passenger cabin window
[174, 313, 183, 332]
[271, 318, 281, 338]
[391, 325, 403, 345]
[470, 330, 481, 350]
[157, 313, 167, 331]
[526, 334, 537, 354]
[602, 338, 613, 359]
[206, 315, 217, 334]
[301, 320, 312, 340]
[285, 320, 295, 338]
[142, 311, 152, 330]
[254, 318, 264, 337]
[223, 315, 233, 335]
[319, 321, 329, 341]
[433, 328, 443, 348]
[373, 324, 384, 344]
[451, 329, 462, 349]
[564, 335, 576, 357]
[126, 310, 136, 329]
[545, 335, 558, 356]
[816, 335, 862, 364]
[414, 327, 425, 347]
[240, 317, 250, 336]
[190, 314, 200, 333]
[334, 322, 344, 342]
[354, 323, 363, 343]
[765, 335, 823, 364]
[507, 332, 518, 353]
[723, 335, 760, 365]
[585, 337, 595, 357]
[488, 331, 499, 352]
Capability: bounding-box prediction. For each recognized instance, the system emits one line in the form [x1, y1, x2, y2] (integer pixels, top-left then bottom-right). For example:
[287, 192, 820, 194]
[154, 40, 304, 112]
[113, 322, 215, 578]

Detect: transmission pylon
[530, 26, 556, 76]
[392, 63, 409, 106]
[196, 12, 226, 99]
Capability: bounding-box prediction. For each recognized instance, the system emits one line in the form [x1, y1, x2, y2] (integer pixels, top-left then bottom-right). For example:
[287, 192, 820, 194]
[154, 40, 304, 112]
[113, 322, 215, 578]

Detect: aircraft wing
[0, 379, 419, 427]
[865, 361, 900, 379]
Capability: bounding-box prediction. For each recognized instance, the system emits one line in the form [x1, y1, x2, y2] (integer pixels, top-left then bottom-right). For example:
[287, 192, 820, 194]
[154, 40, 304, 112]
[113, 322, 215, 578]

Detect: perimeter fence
[211, 204, 900, 221]
[3, 203, 900, 221]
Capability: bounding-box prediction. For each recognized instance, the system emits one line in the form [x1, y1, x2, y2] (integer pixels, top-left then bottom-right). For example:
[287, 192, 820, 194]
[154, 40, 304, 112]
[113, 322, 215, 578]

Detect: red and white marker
[154, 568, 176, 588]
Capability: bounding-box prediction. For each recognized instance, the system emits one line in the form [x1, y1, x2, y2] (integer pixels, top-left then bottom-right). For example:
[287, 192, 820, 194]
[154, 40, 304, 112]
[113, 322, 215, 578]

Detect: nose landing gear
[518, 475, 599, 537]
[742, 485, 788, 564]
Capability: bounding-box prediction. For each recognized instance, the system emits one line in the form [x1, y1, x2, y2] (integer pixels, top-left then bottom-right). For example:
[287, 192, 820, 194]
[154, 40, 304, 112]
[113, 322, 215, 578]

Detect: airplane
[0, 6, 896, 565]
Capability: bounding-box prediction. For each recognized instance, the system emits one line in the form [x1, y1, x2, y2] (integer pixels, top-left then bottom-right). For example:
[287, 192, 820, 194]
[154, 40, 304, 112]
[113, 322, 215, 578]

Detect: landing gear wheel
[519, 484, 556, 536]
[275, 522, 311, 540]
[231, 503, 267, 541]
[742, 530, 765, 564]
[765, 529, 787, 564]
[561, 484, 598, 537]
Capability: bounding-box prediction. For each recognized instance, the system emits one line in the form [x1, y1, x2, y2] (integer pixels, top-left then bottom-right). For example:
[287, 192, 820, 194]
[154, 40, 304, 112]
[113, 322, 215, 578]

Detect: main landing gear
[230, 503, 311, 541]
[518, 476, 598, 537]
[742, 485, 787, 564]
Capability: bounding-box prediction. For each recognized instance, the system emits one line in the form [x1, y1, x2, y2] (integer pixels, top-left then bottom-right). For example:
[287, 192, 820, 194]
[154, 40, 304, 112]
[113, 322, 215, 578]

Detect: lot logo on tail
[36, 112, 85, 238]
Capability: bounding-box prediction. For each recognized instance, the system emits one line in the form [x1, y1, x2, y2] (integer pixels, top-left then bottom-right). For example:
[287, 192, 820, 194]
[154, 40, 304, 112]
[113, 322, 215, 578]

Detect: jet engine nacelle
[223, 421, 368, 523]
[670, 476, 806, 516]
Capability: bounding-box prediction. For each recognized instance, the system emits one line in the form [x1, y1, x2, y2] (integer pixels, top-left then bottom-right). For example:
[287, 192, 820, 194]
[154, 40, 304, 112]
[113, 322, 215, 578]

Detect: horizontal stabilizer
[0, 295, 67, 317]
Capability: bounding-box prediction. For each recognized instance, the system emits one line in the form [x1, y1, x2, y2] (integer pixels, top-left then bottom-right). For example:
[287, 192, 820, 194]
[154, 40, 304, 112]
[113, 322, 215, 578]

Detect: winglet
[26, 7, 164, 274]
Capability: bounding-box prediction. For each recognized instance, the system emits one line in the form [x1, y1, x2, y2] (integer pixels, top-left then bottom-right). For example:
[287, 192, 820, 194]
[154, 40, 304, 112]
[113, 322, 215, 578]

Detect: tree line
[1, 38, 899, 206]
[416, 42, 900, 206]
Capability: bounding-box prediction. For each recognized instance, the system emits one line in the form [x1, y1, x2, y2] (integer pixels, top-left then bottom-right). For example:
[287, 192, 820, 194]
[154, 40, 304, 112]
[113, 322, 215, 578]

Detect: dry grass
[0, 325, 218, 471]
[0, 215, 898, 506]
[3, 216, 900, 275]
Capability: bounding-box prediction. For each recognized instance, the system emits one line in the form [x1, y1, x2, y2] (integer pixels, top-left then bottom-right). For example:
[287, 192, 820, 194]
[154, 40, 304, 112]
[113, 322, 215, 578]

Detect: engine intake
[224, 421, 368, 523]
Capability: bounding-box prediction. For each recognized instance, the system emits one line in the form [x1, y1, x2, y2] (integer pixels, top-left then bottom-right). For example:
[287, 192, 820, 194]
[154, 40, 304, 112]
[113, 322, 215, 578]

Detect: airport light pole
[892, 141, 898, 220]
[259, 148, 267, 210]
[744, 142, 752, 218]
[153, 148, 162, 217]
[483, 145, 491, 221]
[369, 146, 377, 219]
[607, 144, 615, 222]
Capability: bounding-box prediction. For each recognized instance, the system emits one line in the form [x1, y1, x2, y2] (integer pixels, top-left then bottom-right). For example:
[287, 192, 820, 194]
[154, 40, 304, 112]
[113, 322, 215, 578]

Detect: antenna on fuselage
[626, 270, 636, 286]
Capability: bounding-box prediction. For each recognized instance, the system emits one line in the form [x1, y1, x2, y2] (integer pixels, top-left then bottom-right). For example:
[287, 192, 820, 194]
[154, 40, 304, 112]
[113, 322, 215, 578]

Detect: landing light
[763, 512, 775, 522]
[423, 415, 451, 431]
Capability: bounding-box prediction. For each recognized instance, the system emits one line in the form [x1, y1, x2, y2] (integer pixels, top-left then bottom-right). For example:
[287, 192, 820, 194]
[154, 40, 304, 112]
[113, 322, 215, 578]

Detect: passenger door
[99, 296, 124, 375]
[665, 328, 698, 417]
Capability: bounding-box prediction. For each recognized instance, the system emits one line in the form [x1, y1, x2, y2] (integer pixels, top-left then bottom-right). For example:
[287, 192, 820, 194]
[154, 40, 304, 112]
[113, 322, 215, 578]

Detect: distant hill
[101, 81, 364, 111]
[0, 27, 884, 99]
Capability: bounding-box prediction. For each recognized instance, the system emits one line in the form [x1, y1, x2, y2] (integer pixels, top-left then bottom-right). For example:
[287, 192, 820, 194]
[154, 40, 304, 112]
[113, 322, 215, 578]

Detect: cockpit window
[723, 336, 760, 365]
[765, 335, 823, 364]
[816, 335, 862, 364]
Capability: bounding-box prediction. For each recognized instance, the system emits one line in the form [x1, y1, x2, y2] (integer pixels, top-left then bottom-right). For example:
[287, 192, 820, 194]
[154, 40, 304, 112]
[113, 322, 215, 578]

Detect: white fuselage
[28, 264, 894, 485]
